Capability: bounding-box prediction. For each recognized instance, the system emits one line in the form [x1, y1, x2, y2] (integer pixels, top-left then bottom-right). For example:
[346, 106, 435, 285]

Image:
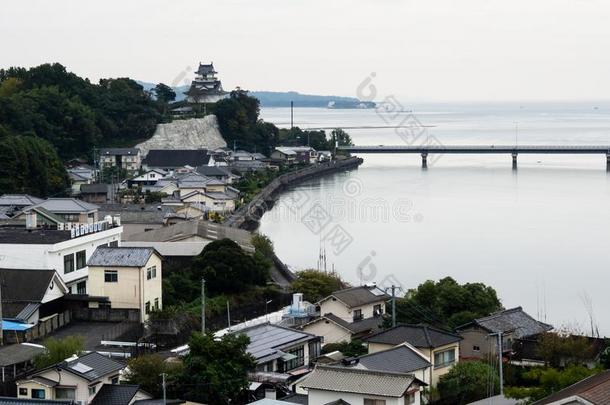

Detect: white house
[16, 352, 125, 404]
[317, 285, 390, 323]
[0, 223, 122, 294]
[301, 365, 425, 405]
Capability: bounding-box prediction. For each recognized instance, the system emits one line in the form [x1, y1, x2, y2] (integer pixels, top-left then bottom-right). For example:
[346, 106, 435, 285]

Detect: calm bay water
[259, 104, 610, 335]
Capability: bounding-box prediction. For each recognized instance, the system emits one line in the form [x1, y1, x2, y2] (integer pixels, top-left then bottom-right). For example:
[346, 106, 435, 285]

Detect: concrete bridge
[338, 145, 610, 170]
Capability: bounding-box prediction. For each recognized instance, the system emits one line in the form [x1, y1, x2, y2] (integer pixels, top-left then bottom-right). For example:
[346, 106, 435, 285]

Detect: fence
[2, 311, 71, 344]
[71, 307, 141, 323]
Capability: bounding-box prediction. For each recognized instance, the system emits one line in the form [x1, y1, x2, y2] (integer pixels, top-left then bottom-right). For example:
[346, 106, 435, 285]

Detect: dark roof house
[318, 285, 390, 308]
[143, 150, 211, 169]
[346, 344, 432, 374]
[364, 324, 462, 348]
[457, 307, 553, 339]
[89, 384, 151, 405]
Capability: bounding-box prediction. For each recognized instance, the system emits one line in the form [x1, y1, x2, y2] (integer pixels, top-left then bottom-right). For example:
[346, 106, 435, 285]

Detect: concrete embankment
[226, 156, 363, 230]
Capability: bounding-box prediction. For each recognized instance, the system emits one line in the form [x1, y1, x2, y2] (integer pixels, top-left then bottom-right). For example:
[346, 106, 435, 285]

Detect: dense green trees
[123, 354, 184, 398]
[437, 361, 500, 404]
[0, 131, 70, 196]
[0, 63, 161, 160]
[291, 269, 347, 302]
[321, 340, 368, 357]
[179, 332, 255, 403]
[395, 277, 502, 329]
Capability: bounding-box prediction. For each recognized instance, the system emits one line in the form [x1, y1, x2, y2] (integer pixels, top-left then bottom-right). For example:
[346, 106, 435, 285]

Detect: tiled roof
[87, 247, 158, 267]
[364, 324, 462, 348]
[42, 352, 125, 381]
[350, 344, 431, 374]
[301, 365, 418, 397]
[0, 228, 72, 244]
[0, 194, 44, 207]
[80, 184, 111, 194]
[0, 344, 46, 367]
[320, 313, 383, 335]
[322, 286, 389, 309]
[462, 307, 553, 338]
[0, 397, 74, 404]
[143, 150, 210, 168]
[0, 269, 56, 318]
[99, 204, 175, 224]
[90, 384, 144, 405]
[237, 323, 318, 363]
[27, 198, 99, 214]
[533, 370, 610, 405]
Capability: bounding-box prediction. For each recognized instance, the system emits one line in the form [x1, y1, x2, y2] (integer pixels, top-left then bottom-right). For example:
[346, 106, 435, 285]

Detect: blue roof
[2, 320, 34, 331]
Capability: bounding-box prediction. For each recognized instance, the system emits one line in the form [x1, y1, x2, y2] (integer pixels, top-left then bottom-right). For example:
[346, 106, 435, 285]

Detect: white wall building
[0, 225, 122, 294]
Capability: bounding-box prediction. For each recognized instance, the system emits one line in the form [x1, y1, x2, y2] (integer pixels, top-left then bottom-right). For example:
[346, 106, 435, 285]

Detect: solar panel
[70, 362, 93, 373]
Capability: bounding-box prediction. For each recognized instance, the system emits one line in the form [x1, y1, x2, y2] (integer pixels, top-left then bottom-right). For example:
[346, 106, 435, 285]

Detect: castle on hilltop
[184, 62, 229, 105]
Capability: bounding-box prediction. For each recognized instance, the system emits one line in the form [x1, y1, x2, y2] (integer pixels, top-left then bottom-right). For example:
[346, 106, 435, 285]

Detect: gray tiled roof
[56, 352, 125, 381]
[90, 384, 144, 405]
[99, 204, 175, 224]
[465, 307, 553, 338]
[321, 313, 383, 335]
[27, 198, 99, 213]
[80, 184, 111, 194]
[0, 397, 74, 404]
[0, 269, 56, 318]
[533, 369, 610, 405]
[301, 365, 418, 397]
[0, 194, 44, 207]
[87, 247, 158, 267]
[364, 324, 462, 348]
[237, 324, 318, 363]
[351, 344, 431, 374]
[0, 344, 46, 367]
[323, 286, 389, 308]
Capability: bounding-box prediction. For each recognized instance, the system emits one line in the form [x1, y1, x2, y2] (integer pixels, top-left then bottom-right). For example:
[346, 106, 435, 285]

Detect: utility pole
[391, 285, 397, 327]
[226, 300, 231, 329]
[490, 331, 504, 395]
[201, 278, 206, 334]
[161, 372, 167, 405]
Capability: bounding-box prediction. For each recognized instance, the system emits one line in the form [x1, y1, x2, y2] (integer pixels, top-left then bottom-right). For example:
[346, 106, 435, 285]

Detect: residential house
[317, 285, 389, 323]
[0, 344, 46, 385]
[0, 223, 122, 294]
[68, 166, 95, 196]
[141, 149, 212, 173]
[301, 365, 425, 405]
[363, 324, 462, 386]
[532, 369, 610, 405]
[126, 169, 169, 188]
[317, 151, 332, 162]
[237, 323, 322, 374]
[89, 384, 152, 405]
[87, 247, 162, 322]
[231, 150, 256, 161]
[15, 199, 100, 225]
[0, 195, 44, 218]
[195, 165, 238, 184]
[0, 269, 67, 326]
[100, 148, 141, 176]
[301, 313, 383, 345]
[79, 184, 113, 205]
[16, 352, 125, 404]
[99, 204, 176, 239]
[271, 147, 317, 164]
[456, 307, 553, 361]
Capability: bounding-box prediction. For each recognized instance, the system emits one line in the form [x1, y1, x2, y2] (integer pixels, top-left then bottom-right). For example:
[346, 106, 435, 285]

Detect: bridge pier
[512, 153, 518, 170]
[421, 152, 428, 169]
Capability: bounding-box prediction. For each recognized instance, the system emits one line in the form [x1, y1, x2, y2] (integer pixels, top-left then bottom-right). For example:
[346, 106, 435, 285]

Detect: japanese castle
[184, 62, 229, 104]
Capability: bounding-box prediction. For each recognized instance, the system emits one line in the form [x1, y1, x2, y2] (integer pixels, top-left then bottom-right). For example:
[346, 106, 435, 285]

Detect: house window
[104, 270, 118, 283]
[283, 345, 305, 371]
[18, 388, 27, 396]
[434, 348, 456, 368]
[147, 266, 157, 280]
[364, 399, 386, 405]
[88, 386, 97, 396]
[373, 304, 383, 316]
[111, 376, 119, 385]
[56, 388, 75, 399]
[405, 392, 416, 404]
[353, 309, 363, 322]
[31, 389, 45, 399]
[64, 254, 75, 274]
[154, 298, 159, 310]
[145, 301, 151, 314]
[77, 281, 86, 295]
[108, 240, 119, 247]
[76, 250, 87, 269]
[309, 340, 321, 360]
[473, 345, 481, 352]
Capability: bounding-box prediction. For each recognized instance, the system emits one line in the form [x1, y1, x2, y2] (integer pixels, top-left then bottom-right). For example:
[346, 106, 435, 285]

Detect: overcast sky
[2, 0, 609, 102]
